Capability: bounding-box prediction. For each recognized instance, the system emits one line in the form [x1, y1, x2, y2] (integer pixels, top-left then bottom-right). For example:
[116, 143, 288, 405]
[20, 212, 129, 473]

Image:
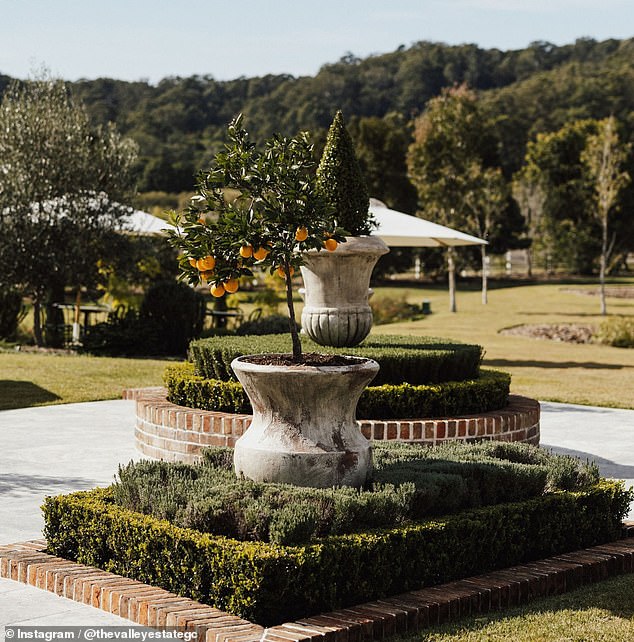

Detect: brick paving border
[2, 523, 633, 641]
[124, 388, 540, 463]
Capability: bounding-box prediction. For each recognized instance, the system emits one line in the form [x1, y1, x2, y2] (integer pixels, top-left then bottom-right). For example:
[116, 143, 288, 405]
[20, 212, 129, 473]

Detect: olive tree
[0, 76, 137, 345]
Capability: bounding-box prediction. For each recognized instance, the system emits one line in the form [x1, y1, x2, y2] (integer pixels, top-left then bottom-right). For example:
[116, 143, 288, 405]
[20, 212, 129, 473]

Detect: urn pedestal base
[231, 355, 379, 488]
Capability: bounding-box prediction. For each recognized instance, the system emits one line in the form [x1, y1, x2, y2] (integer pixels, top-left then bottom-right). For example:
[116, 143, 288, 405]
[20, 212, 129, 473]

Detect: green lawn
[396, 572, 634, 642]
[0, 351, 172, 410]
[2, 278, 633, 410]
[371, 277, 634, 409]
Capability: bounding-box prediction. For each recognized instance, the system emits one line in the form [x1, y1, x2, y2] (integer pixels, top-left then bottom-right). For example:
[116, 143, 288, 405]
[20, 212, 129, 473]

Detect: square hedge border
[43, 481, 630, 627]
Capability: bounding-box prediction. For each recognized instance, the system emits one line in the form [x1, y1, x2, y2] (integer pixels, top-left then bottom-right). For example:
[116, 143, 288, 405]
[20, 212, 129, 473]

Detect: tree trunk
[33, 298, 43, 347]
[481, 245, 488, 305]
[283, 262, 302, 361]
[600, 217, 608, 316]
[72, 287, 82, 344]
[526, 248, 533, 278]
[448, 247, 457, 313]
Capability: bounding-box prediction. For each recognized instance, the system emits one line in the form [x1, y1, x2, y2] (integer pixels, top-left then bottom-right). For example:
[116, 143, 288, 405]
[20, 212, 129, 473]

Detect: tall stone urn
[300, 235, 389, 347]
[232, 354, 379, 488]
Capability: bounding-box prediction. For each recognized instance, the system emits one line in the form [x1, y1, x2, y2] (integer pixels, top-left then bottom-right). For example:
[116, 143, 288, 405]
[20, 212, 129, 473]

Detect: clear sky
[1, 0, 633, 84]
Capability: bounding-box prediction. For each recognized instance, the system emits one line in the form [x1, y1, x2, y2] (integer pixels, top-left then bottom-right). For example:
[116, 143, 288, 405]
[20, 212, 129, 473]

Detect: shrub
[187, 334, 484, 386]
[356, 370, 510, 418]
[0, 287, 25, 340]
[139, 280, 206, 355]
[316, 110, 374, 236]
[369, 294, 423, 325]
[164, 361, 509, 419]
[235, 314, 296, 336]
[84, 280, 206, 357]
[596, 316, 634, 348]
[43, 480, 631, 626]
[164, 363, 250, 413]
[83, 307, 159, 357]
[107, 442, 598, 547]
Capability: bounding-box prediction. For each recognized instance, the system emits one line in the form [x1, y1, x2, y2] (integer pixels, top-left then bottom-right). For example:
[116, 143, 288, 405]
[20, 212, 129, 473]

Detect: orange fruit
[188, 257, 197, 267]
[210, 283, 225, 297]
[224, 278, 239, 293]
[196, 255, 216, 271]
[295, 226, 308, 242]
[276, 265, 295, 278]
[324, 238, 338, 252]
[200, 270, 214, 282]
[239, 244, 253, 258]
[253, 246, 270, 261]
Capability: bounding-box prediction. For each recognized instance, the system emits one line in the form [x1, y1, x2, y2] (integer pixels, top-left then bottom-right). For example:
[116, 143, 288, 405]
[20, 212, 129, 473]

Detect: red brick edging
[2, 524, 633, 639]
[124, 388, 540, 463]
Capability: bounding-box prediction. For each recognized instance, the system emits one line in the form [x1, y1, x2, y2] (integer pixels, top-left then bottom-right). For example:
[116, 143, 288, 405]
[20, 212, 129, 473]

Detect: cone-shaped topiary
[316, 110, 375, 236]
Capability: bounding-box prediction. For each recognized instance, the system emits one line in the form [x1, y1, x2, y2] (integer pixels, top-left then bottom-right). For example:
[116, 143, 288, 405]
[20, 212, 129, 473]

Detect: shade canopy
[121, 210, 171, 235]
[368, 199, 486, 248]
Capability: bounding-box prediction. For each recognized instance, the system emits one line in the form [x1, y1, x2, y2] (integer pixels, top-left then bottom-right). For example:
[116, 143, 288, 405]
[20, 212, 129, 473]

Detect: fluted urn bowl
[300, 235, 389, 347]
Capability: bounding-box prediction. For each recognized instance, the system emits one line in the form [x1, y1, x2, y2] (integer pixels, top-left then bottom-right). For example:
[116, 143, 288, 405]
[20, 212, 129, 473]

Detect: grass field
[397, 572, 634, 641]
[1, 277, 633, 410]
[0, 351, 172, 410]
[371, 277, 634, 409]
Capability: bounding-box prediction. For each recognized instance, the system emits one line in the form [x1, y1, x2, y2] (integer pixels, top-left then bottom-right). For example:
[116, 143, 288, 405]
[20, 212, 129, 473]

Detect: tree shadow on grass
[0, 381, 61, 410]
[484, 358, 627, 370]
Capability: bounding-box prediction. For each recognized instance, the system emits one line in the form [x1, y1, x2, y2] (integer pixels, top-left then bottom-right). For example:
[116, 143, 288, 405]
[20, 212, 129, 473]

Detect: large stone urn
[300, 235, 389, 347]
[232, 354, 379, 488]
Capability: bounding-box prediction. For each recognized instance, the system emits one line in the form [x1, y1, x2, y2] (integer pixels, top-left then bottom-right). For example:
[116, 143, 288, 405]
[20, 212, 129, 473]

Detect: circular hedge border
[187, 334, 484, 386]
[164, 362, 510, 420]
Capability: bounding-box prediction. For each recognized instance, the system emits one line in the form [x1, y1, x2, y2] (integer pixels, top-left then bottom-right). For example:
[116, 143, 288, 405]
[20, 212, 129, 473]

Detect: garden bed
[43, 443, 632, 627]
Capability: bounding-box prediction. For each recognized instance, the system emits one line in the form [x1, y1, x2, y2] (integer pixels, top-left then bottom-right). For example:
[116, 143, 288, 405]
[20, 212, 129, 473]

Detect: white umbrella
[121, 209, 172, 235]
[368, 199, 486, 247]
[368, 199, 486, 313]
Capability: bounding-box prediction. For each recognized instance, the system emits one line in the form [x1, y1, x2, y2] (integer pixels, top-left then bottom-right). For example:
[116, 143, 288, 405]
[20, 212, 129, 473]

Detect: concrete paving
[540, 401, 634, 511]
[0, 400, 141, 630]
[0, 398, 633, 629]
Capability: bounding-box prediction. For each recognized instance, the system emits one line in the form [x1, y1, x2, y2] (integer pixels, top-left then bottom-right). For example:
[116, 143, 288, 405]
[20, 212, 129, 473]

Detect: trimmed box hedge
[187, 334, 484, 386]
[164, 362, 510, 419]
[43, 480, 631, 626]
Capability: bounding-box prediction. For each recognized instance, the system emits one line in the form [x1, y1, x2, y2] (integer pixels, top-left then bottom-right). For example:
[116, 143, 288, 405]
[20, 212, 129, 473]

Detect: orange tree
[167, 115, 345, 361]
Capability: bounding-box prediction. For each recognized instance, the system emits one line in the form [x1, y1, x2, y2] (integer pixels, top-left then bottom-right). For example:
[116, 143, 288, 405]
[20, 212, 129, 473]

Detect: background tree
[511, 173, 546, 277]
[347, 113, 418, 213]
[406, 84, 501, 312]
[0, 75, 138, 345]
[464, 165, 509, 304]
[581, 116, 631, 315]
[519, 120, 601, 275]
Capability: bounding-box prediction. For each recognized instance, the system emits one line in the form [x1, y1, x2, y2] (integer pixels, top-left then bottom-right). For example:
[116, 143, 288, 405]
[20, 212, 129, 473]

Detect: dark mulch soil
[243, 353, 364, 367]
[500, 323, 596, 344]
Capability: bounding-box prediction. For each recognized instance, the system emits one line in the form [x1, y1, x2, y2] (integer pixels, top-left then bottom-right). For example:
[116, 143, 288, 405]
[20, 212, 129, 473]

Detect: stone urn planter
[232, 354, 379, 488]
[300, 235, 389, 347]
